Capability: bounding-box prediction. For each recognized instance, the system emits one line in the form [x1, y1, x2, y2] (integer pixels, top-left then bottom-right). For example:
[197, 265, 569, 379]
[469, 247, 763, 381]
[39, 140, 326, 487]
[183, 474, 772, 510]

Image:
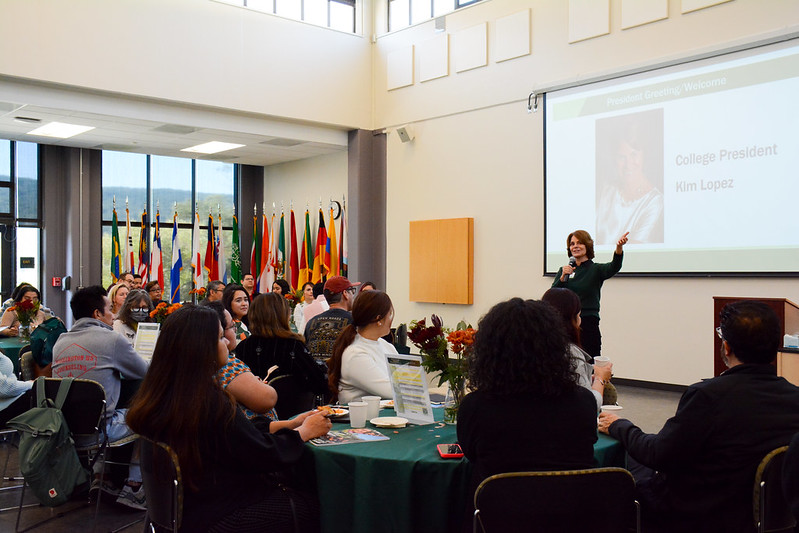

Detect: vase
[18, 324, 31, 342]
[443, 377, 464, 424]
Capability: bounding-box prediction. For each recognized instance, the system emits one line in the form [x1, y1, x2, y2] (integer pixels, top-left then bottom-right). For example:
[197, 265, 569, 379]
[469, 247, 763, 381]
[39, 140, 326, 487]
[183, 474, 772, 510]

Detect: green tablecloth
[0, 336, 29, 375]
[303, 408, 624, 533]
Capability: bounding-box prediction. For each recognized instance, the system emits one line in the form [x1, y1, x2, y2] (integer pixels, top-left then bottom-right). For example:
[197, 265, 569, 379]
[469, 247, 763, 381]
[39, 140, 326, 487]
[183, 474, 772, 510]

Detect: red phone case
[437, 444, 464, 459]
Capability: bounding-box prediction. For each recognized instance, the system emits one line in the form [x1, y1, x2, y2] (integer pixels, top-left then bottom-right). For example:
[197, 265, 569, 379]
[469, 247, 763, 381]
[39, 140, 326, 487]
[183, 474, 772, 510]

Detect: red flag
[289, 209, 299, 289]
[312, 209, 327, 283]
[204, 214, 218, 281]
[250, 213, 259, 279]
[258, 213, 270, 292]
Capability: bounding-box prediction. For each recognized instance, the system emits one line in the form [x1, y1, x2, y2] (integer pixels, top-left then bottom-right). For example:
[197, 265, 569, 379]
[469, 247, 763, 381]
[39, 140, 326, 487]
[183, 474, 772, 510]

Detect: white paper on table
[385, 353, 435, 425]
[133, 323, 161, 362]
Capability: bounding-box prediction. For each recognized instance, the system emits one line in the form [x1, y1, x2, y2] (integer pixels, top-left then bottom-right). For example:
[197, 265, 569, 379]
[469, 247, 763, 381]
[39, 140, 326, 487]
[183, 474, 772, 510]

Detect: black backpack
[29, 317, 67, 367]
[8, 377, 89, 506]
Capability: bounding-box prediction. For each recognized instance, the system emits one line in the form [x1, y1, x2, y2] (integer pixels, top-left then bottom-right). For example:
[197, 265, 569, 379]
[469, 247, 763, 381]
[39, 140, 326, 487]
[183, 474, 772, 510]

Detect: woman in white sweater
[0, 352, 32, 425]
[327, 290, 397, 405]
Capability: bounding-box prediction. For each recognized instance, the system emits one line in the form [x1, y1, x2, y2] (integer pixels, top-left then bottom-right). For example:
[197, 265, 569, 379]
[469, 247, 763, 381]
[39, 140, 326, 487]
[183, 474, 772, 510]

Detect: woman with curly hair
[541, 288, 613, 412]
[113, 289, 154, 345]
[457, 298, 597, 489]
[126, 304, 330, 533]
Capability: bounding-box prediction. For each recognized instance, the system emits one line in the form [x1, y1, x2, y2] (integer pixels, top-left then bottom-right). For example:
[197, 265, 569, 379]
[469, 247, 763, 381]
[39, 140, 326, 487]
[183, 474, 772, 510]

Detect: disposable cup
[348, 401, 368, 428]
[362, 396, 380, 420]
[594, 356, 611, 367]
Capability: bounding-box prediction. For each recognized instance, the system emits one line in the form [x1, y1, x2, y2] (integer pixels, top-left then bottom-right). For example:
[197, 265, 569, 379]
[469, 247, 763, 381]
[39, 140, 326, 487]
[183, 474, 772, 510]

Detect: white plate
[379, 400, 394, 409]
[600, 405, 623, 411]
[370, 416, 408, 428]
[317, 407, 349, 418]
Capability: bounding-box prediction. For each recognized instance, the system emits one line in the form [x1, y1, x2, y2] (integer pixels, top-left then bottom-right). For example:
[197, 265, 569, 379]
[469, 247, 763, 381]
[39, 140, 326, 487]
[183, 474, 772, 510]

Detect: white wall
[0, 0, 373, 129]
[263, 151, 349, 214]
[376, 0, 799, 385]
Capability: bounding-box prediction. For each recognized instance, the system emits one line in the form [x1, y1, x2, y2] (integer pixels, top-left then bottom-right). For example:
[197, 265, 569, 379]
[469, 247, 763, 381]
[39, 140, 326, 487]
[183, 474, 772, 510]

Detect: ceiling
[0, 78, 351, 167]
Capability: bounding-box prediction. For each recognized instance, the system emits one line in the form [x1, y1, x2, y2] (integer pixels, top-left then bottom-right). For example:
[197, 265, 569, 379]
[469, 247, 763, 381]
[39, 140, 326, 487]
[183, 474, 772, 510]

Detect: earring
[378, 321, 382, 326]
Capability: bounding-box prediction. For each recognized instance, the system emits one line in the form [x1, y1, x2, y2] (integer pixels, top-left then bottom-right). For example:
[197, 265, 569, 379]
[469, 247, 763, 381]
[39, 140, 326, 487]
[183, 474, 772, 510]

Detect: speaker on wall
[396, 125, 414, 143]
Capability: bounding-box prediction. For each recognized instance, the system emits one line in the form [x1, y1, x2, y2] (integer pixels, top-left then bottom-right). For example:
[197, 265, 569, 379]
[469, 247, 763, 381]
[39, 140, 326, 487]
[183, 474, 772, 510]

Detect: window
[220, 0, 358, 34]
[101, 152, 237, 298]
[388, 0, 483, 32]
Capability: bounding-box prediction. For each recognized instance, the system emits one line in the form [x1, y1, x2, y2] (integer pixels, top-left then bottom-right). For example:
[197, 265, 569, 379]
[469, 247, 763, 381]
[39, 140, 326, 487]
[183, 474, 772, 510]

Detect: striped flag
[191, 210, 204, 289]
[124, 207, 135, 274]
[250, 211, 259, 281]
[340, 202, 348, 277]
[217, 214, 227, 284]
[327, 207, 339, 277]
[277, 212, 286, 279]
[150, 211, 164, 289]
[298, 210, 312, 288]
[289, 209, 299, 289]
[311, 209, 327, 283]
[258, 213, 270, 293]
[231, 213, 241, 284]
[264, 212, 278, 291]
[204, 214, 218, 281]
[138, 209, 150, 284]
[110, 207, 121, 283]
[170, 212, 183, 303]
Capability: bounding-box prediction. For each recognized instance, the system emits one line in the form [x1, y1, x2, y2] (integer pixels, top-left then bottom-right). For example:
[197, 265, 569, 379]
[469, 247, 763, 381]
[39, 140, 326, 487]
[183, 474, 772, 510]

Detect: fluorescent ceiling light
[181, 141, 245, 154]
[26, 121, 95, 138]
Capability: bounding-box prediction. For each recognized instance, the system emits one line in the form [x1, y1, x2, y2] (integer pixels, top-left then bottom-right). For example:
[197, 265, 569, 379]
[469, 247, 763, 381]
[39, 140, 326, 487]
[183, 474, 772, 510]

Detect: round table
[0, 336, 30, 375]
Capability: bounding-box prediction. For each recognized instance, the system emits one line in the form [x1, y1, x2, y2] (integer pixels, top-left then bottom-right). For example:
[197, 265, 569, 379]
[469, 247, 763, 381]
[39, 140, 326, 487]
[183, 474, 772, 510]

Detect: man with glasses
[206, 280, 225, 303]
[598, 300, 799, 532]
[304, 276, 361, 367]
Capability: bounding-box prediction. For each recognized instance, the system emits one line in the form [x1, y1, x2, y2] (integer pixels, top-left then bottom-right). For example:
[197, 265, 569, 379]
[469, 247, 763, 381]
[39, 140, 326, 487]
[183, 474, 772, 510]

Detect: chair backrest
[30, 378, 106, 439]
[140, 437, 182, 532]
[18, 347, 35, 381]
[268, 373, 315, 419]
[754, 446, 796, 533]
[474, 468, 640, 533]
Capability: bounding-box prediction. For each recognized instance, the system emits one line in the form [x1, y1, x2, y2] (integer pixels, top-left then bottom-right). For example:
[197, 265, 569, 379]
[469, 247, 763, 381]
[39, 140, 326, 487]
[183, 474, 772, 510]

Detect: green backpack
[29, 317, 67, 367]
[8, 377, 89, 506]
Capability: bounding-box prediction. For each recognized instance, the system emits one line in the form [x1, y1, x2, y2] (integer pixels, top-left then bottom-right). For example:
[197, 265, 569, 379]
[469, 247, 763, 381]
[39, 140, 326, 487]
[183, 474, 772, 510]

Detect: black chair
[783, 433, 799, 525]
[268, 374, 315, 419]
[754, 446, 796, 533]
[14, 378, 106, 533]
[473, 468, 640, 533]
[17, 348, 35, 382]
[140, 437, 182, 532]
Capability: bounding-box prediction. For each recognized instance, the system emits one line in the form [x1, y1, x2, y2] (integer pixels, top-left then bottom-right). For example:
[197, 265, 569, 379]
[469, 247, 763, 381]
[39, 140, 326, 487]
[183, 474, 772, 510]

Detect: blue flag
[170, 212, 183, 303]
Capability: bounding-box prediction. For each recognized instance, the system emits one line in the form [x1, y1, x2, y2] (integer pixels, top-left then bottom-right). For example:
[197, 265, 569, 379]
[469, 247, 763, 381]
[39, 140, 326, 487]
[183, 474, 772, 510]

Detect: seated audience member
[126, 305, 330, 533]
[1, 283, 54, 316]
[0, 351, 32, 426]
[541, 288, 612, 412]
[784, 432, 799, 523]
[302, 282, 328, 326]
[118, 271, 134, 288]
[206, 280, 225, 303]
[145, 281, 165, 306]
[131, 274, 142, 290]
[327, 290, 397, 404]
[358, 281, 376, 294]
[293, 282, 315, 334]
[235, 293, 327, 395]
[223, 284, 251, 341]
[272, 279, 291, 296]
[599, 300, 799, 533]
[52, 285, 149, 509]
[113, 289, 154, 345]
[457, 298, 597, 492]
[0, 285, 49, 336]
[304, 277, 358, 365]
[109, 282, 129, 319]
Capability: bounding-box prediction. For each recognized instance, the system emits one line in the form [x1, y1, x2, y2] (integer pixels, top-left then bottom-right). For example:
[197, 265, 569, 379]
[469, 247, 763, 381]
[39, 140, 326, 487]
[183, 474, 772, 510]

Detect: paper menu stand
[385, 353, 435, 425]
[133, 322, 160, 361]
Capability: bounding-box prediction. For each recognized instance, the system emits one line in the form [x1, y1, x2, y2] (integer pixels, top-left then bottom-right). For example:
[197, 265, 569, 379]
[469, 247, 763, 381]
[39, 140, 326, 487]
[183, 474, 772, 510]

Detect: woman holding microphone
[551, 230, 629, 360]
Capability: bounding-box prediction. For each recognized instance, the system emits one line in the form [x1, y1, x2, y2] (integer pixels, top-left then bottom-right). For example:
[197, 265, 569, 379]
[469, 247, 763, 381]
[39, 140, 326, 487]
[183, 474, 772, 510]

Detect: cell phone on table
[437, 443, 464, 459]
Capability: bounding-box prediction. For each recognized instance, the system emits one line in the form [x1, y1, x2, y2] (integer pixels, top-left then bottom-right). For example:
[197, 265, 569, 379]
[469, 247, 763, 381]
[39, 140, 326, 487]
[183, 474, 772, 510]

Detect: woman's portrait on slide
[595, 109, 665, 245]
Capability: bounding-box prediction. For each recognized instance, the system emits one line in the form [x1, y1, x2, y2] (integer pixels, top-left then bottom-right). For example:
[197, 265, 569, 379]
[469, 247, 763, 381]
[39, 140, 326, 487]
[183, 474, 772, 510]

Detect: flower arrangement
[150, 302, 182, 324]
[408, 315, 476, 423]
[10, 299, 40, 340]
[189, 287, 206, 301]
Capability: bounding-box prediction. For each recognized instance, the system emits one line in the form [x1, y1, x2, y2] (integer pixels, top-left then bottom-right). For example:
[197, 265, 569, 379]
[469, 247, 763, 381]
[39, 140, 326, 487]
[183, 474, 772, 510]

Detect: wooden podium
[712, 297, 799, 378]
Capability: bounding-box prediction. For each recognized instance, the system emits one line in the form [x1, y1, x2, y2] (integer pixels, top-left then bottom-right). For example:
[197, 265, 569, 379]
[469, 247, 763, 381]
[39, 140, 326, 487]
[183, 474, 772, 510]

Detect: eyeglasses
[716, 326, 723, 340]
[131, 308, 149, 313]
[346, 287, 357, 294]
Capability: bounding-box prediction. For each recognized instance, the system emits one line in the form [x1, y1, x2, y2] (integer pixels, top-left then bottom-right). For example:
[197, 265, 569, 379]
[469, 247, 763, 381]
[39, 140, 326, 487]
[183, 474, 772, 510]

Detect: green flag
[111, 208, 121, 283]
[231, 214, 241, 284]
[278, 212, 286, 277]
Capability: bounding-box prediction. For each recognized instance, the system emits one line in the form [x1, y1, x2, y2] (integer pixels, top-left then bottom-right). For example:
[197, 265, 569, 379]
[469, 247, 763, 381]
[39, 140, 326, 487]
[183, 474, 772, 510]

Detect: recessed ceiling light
[14, 116, 41, 125]
[181, 141, 245, 154]
[26, 121, 95, 139]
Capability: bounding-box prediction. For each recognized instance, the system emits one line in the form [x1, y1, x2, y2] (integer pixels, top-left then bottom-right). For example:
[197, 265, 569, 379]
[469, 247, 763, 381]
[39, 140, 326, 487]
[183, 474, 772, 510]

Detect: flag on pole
[151, 211, 164, 290]
[340, 202, 348, 277]
[275, 212, 285, 279]
[191, 210, 204, 289]
[298, 210, 311, 288]
[258, 213, 270, 293]
[231, 213, 241, 284]
[289, 209, 299, 290]
[138, 209, 150, 284]
[217, 214, 227, 284]
[327, 207, 339, 277]
[312, 209, 327, 283]
[170, 211, 183, 303]
[124, 207, 135, 274]
[110, 207, 121, 283]
[250, 211, 259, 280]
[204, 214, 218, 281]
[266, 212, 279, 289]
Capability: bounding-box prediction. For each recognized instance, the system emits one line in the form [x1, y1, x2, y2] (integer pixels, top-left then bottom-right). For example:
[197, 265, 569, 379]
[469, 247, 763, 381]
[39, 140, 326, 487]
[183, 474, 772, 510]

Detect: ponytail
[327, 324, 358, 403]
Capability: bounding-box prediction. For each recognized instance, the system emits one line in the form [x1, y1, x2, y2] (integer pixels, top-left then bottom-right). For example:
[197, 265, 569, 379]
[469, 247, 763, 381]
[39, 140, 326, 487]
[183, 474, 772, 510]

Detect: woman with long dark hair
[327, 290, 396, 404]
[0, 285, 48, 336]
[113, 289, 154, 345]
[457, 298, 597, 489]
[223, 284, 251, 341]
[541, 288, 612, 412]
[234, 292, 327, 396]
[126, 305, 330, 533]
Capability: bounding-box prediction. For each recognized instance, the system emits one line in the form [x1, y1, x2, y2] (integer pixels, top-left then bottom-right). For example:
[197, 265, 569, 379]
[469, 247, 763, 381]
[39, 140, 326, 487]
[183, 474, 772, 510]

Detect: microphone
[568, 256, 576, 279]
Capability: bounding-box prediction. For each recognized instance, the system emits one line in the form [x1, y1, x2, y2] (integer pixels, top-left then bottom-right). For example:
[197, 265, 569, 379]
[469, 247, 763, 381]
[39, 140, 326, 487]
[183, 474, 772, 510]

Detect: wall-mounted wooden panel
[409, 218, 473, 304]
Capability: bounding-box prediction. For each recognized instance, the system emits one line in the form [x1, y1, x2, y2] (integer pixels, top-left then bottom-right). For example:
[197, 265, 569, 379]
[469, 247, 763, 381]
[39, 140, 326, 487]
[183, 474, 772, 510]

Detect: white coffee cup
[362, 396, 380, 420]
[594, 356, 611, 367]
[348, 401, 368, 428]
